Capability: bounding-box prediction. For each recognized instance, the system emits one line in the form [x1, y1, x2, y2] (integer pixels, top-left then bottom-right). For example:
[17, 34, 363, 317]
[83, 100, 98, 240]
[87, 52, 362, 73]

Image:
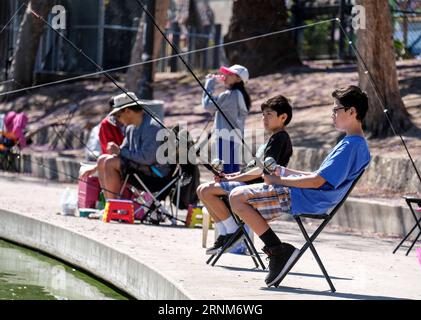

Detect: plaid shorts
[234, 183, 291, 221]
[219, 181, 246, 193]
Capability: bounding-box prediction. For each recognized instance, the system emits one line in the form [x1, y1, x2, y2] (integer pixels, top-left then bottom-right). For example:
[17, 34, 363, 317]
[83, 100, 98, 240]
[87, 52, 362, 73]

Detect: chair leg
[209, 227, 243, 266]
[206, 252, 216, 265]
[206, 224, 265, 269]
[393, 217, 421, 254]
[202, 208, 210, 248]
[206, 197, 265, 269]
[405, 230, 421, 256]
[275, 218, 327, 287]
[240, 225, 266, 270]
[291, 218, 336, 292]
[393, 223, 418, 254]
[243, 239, 259, 269]
[228, 208, 265, 269]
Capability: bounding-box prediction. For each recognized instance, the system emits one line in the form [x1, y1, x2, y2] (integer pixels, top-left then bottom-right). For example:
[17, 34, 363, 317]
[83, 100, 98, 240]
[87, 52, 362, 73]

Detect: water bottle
[61, 187, 76, 216]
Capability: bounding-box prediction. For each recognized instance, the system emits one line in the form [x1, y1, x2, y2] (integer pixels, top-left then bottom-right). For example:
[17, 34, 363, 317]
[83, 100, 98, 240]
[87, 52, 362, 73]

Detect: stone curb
[14, 149, 420, 239]
[0, 209, 192, 300]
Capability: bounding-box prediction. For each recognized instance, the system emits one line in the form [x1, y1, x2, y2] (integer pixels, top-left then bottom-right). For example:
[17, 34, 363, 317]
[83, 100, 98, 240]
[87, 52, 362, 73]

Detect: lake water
[0, 239, 129, 300]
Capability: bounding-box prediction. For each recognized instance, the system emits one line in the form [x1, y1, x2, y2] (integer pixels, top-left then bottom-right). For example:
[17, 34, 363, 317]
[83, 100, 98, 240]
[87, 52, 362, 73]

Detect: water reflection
[0, 240, 128, 300]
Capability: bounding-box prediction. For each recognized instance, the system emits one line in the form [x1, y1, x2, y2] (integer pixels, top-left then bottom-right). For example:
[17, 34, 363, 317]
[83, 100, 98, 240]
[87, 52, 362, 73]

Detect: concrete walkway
[0, 172, 420, 300]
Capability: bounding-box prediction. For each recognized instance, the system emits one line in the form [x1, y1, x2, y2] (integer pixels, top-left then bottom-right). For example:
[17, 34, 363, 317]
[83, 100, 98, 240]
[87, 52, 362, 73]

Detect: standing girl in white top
[202, 64, 251, 173]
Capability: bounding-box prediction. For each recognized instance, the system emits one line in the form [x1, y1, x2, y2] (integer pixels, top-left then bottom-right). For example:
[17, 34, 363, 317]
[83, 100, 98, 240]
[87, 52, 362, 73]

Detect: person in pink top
[0, 111, 28, 151]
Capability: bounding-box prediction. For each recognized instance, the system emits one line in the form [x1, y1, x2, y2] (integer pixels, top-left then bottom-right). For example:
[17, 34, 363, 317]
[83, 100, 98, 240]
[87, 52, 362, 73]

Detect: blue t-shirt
[289, 135, 371, 215]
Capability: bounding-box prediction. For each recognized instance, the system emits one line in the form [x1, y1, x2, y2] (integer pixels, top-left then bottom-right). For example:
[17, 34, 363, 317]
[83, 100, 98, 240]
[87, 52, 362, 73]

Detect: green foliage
[394, 39, 406, 58]
[302, 20, 335, 59]
[393, 39, 414, 59]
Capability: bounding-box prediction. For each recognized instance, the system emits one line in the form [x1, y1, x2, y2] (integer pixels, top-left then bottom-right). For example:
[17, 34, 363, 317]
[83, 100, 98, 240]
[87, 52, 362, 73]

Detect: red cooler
[78, 176, 100, 209]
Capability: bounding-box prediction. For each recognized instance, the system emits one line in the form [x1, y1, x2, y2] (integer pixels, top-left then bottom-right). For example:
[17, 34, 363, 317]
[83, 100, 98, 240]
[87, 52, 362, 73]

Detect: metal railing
[393, 7, 421, 56]
[156, 23, 222, 73]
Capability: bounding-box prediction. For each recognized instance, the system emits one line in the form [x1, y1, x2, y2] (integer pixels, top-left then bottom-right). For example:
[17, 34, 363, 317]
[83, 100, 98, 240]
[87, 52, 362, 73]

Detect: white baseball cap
[219, 64, 249, 83]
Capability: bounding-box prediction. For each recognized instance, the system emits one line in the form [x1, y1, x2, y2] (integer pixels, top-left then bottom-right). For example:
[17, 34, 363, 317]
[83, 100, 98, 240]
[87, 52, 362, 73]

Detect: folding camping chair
[393, 196, 421, 256]
[0, 131, 21, 173]
[120, 164, 191, 225]
[206, 196, 266, 270]
[272, 170, 366, 292]
[0, 111, 28, 173]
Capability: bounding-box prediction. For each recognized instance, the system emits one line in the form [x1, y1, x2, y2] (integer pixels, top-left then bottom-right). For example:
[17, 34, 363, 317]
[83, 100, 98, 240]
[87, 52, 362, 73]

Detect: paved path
[0, 172, 420, 300]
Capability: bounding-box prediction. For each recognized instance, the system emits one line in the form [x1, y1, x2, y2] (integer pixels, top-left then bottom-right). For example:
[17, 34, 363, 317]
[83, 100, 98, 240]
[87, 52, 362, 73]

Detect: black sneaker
[222, 229, 245, 253]
[206, 235, 228, 255]
[263, 243, 299, 287]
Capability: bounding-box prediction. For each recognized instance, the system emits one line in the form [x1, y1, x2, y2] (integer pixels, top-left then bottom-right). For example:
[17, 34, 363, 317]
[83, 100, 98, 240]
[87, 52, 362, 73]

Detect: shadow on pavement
[220, 265, 353, 281]
[262, 286, 405, 300]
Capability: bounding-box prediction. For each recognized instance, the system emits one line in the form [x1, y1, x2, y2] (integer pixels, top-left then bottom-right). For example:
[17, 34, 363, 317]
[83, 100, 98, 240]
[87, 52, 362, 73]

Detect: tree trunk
[8, 0, 54, 92]
[356, 0, 412, 138]
[126, 15, 145, 92]
[0, 1, 11, 81]
[224, 0, 300, 78]
[152, 0, 171, 65]
[125, 0, 170, 92]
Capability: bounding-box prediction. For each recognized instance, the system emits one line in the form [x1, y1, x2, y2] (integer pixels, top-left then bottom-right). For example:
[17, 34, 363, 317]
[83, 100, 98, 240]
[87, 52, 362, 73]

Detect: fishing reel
[210, 158, 224, 176]
[263, 157, 278, 175]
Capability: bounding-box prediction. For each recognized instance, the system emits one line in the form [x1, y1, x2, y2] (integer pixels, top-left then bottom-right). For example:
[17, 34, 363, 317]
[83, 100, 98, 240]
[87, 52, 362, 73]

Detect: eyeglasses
[332, 106, 348, 115]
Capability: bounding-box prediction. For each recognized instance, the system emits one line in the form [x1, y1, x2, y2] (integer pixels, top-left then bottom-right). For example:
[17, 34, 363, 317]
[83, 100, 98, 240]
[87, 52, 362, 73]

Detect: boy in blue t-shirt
[229, 85, 371, 287]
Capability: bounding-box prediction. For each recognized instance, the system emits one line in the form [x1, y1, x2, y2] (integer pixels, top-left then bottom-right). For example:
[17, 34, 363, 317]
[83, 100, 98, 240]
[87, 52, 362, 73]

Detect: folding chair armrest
[294, 213, 329, 220]
[403, 195, 421, 206]
[402, 195, 421, 201]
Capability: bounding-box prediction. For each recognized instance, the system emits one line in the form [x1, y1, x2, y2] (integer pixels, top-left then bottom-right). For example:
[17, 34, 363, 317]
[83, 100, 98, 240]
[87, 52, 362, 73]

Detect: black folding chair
[393, 196, 421, 256]
[273, 170, 366, 292]
[120, 165, 190, 225]
[206, 197, 266, 270]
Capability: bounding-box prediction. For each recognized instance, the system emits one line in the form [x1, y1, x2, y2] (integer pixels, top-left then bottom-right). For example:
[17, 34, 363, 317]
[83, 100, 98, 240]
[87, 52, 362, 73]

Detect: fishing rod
[5, 4, 339, 178]
[11, 153, 120, 197]
[0, 3, 26, 88]
[0, 3, 94, 161]
[26, 4, 221, 176]
[0, 2, 26, 34]
[337, 19, 421, 185]
[135, 1, 340, 174]
[11, 78, 101, 164]
[1, 13, 336, 171]
[135, 0, 306, 169]
[0, 16, 338, 99]
[0, 79, 15, 86]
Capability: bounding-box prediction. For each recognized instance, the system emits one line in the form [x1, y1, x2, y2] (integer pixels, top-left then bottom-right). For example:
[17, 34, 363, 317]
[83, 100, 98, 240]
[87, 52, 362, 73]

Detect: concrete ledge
[290, 147, 421, 194]
[334, 197, 416, 238]
[0, 209, 191, 300]
[274, 197, 417, 239]
[17, 146, 421, 192]
[19, 154, 80, 183]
